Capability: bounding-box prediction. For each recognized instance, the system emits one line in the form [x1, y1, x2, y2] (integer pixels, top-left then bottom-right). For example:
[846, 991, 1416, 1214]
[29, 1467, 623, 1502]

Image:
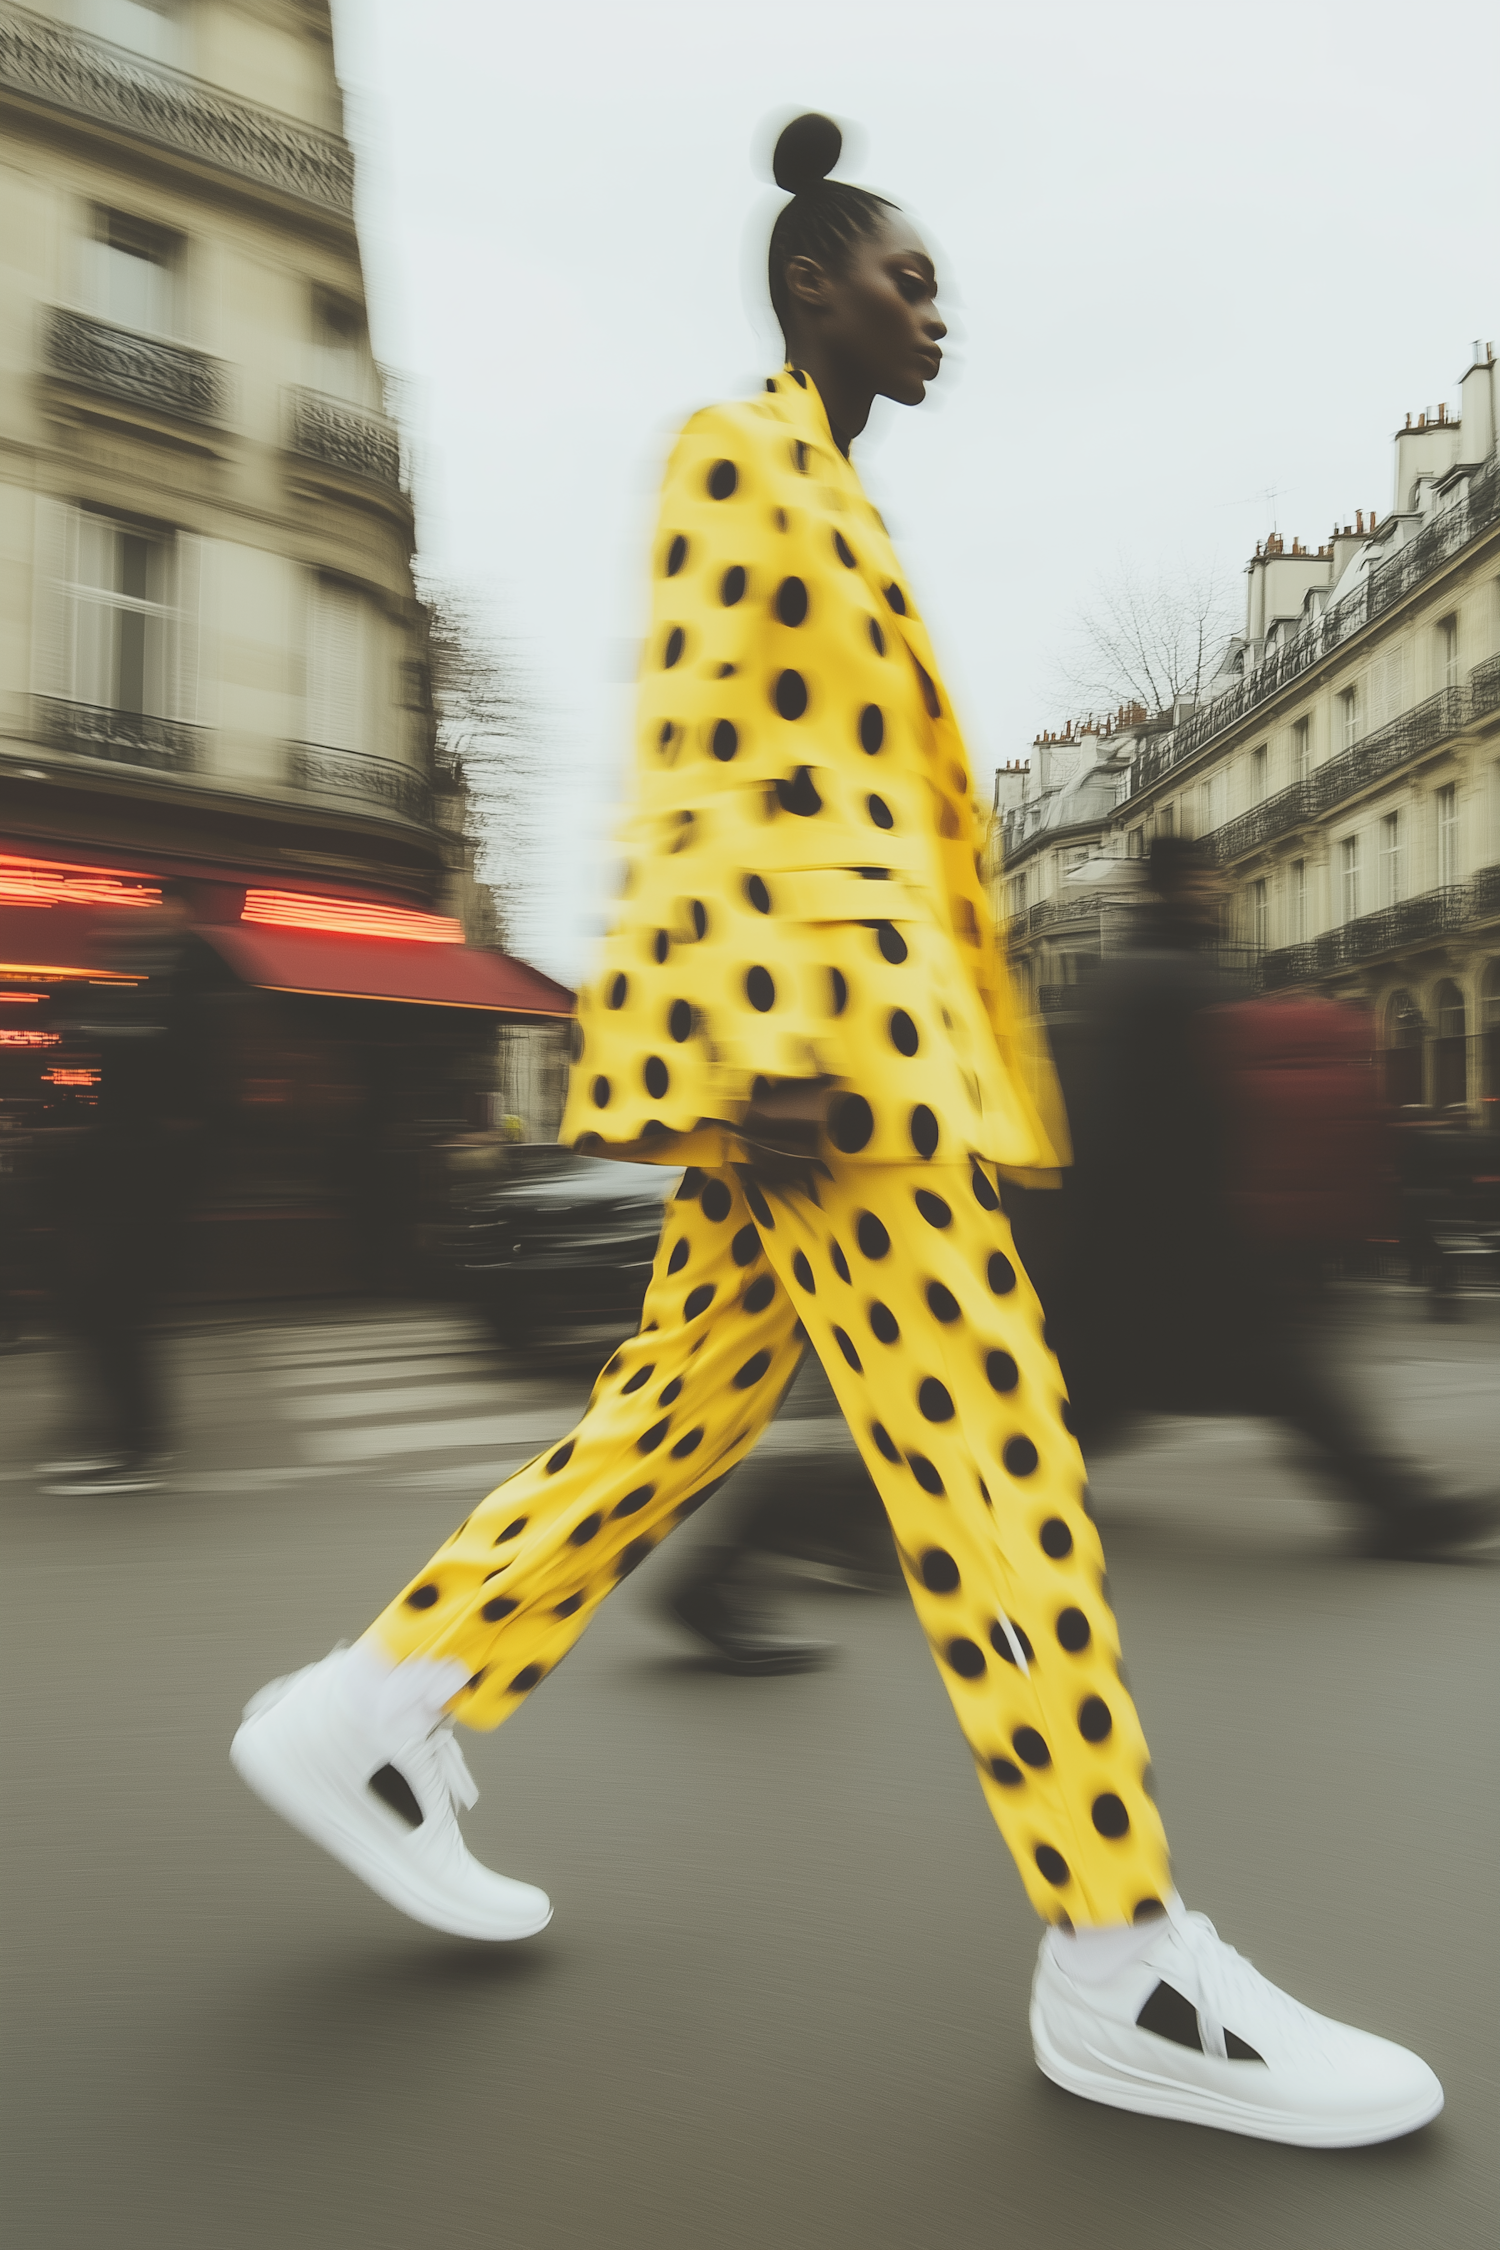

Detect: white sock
[1047, 1907, 1174, 1985]
[338, 1638, 470, 1741]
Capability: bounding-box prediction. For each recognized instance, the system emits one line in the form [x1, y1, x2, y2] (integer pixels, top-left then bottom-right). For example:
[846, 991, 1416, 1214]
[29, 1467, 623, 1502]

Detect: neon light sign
[0, 854, 161, 909]
[241, 890, 464, 943]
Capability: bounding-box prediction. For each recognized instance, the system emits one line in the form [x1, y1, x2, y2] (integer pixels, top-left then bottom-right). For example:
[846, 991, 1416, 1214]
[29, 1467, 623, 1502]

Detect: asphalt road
[2, 1289, 1497, 2250]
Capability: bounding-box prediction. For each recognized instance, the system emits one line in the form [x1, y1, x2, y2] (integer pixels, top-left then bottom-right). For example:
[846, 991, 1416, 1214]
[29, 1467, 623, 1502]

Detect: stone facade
[0, 0, 446, 906]
[990, 347, 1500, 1111]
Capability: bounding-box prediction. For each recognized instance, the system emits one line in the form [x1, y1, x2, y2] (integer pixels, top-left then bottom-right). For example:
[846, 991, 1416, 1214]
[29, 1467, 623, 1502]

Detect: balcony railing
[38, 696, 202, 775]
[286, 389, 403, 493]
[1205, 685, 1471, 865]
[0, 4, 354, 214]
[44, 306, 223, 425]
[1260, 881, 1482, 988]
[1471, 651, 1500, 721]
[1127, 449, 1500, 799]
[1007, 895, 1101, 945]
[288, 743, 432, 827]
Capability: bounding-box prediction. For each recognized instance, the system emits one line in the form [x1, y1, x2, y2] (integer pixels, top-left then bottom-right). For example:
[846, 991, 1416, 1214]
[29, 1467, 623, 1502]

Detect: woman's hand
[739, 1077, 835, 1187]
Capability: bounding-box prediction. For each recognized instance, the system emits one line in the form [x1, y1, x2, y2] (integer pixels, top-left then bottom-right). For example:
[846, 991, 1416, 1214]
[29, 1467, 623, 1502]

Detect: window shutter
[174, 532, 206, 724]
[30, 496, 77, 702]
[307, 572, 364, 751]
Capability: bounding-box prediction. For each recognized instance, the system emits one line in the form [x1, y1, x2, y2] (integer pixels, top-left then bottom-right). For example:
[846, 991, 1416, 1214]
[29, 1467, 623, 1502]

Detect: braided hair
[767, 113, 896, 331]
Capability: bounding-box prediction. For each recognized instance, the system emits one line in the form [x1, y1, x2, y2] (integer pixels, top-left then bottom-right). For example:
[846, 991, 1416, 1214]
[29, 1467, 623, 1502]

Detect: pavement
[2, 1286, 1497, 2250]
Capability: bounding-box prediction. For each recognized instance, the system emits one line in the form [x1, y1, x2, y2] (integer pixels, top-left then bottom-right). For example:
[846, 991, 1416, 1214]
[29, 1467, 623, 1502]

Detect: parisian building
[0, 1, 570, 1292]
[991, 344, 1500, 1115]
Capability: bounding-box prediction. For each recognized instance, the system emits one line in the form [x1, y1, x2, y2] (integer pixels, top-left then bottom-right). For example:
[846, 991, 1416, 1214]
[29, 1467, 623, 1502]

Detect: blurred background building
[0, 0, 570, 1296]
[990, 345, 1500, 1113]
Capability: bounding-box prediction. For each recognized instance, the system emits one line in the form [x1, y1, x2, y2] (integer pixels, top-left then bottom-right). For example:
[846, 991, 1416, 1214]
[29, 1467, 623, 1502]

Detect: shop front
[0, 847, 573, 1303]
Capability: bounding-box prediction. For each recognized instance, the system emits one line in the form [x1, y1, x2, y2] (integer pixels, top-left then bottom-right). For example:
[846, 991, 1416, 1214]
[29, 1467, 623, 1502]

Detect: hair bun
[772, 112, 842, 195]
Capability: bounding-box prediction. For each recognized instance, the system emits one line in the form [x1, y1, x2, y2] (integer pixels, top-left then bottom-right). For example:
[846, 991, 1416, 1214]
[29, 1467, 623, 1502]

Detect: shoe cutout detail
[1224, 2028, 1266, 2064]
[1136, 1980, 1203, 2050]
[368, 1763, 424, 1828]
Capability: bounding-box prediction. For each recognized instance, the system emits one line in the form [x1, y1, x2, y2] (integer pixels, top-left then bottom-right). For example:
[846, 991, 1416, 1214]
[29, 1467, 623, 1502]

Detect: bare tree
[1055, 558, 1239, 721]
[420, 583, 540, 952]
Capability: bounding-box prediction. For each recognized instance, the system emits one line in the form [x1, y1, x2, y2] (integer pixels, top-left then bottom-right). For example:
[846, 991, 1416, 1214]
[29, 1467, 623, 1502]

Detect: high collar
[767, 364, 851, 466]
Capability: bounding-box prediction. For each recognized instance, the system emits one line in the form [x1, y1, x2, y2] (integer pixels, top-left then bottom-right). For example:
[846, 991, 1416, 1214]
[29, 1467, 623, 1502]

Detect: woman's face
[821, 214, 946, 406]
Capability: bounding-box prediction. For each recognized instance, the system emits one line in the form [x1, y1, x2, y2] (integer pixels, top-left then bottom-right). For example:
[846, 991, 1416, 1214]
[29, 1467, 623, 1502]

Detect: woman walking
[233, 116, 1441, 2148]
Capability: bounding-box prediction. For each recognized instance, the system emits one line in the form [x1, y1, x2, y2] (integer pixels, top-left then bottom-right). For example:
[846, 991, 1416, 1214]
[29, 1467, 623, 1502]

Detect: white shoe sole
[231, 1674, 553, 1944]
[1032, 2014, 1444, 2148]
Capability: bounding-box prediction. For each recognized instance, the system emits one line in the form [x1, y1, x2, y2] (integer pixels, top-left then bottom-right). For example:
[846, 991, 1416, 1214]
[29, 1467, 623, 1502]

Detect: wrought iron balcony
[1128, 449, 1500, 800]
[1259, 882, 1478, 988]
[1007, 895, 1102, 945]
[37, 695, 202, 774]
[1207, 685, 1471, 866]
[286, 389, 403, 493]
[45, 307, 222, 425]
[1471, 652, 1500, 723]
[288, 743, 433, 827]
[0, 4, 354, 214]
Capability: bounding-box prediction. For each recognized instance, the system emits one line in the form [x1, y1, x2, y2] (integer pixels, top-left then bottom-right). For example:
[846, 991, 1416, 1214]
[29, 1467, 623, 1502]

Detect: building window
[88, 209, 179, 338]
[1436, 783, 1459, 888]
[1250, 744, 1267, 803]
[306, 573, 378, 753]
[79, 1, 179, 63]
[1341, 833, 1361, 924]
[311, 290, 376, 406]
[1200, 771, 1224, 834]
[1012, 872, 1027, 914]
[1290, 857, 1307, 942]
[72, 513, 175, 715]
[1434, 978, 1467, 1110]
[1157, 802, 1175, 839]
[1292, 717, 1311, 783]
[1250, 878, 1268, 952]
[1340, 687, 1359, 751]
[1380, 810, 1403, 906]
[1438, 614, 1459, 692]
[1385, 988, 1425, 1107]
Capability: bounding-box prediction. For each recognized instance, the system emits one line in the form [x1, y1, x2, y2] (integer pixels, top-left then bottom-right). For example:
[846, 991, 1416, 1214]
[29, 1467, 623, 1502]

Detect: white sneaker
[230, 1649, 552, 1942]
[1031, 1903, 1443, 2147]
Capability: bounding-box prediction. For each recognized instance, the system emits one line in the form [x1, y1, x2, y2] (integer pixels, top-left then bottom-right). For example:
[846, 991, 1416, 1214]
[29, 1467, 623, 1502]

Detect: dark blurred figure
[1015, 836, 1497, 1560]
[661, 1357, 899, 1674]
[1392, 1116, 1500, 1317]
[44, 885, 213, 1496]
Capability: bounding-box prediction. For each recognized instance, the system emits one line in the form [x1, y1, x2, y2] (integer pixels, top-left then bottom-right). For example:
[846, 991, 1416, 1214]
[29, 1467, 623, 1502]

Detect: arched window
[1433, 978, 1467, 1111]
[1481, 961, 1500, 1110]
[1384, 988, 1425, 1108]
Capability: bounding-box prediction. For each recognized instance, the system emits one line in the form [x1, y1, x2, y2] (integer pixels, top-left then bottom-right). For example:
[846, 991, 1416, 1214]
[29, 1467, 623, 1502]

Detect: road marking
[284, 1380, 525, 1422]
[269, 1358, 504, 1391]
[303, 1411, 849, 1467]
[304, 1413, 558, 1462]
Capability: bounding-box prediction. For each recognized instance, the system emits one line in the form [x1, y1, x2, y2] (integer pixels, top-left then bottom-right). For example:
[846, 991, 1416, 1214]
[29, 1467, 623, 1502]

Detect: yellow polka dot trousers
[369, 1158, 1172, 1929]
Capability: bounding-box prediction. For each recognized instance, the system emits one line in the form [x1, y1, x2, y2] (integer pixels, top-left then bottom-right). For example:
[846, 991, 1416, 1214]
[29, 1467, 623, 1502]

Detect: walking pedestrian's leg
[744, 1157, 1443, 2143]
[231, 1164, 805, 1931]
[743, 1159, 1170, 1926]
[1248, 1316, 1496, 1557]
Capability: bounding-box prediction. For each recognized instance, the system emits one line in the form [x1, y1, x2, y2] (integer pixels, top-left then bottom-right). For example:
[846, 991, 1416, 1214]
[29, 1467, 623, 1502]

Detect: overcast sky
[329, 0, 1498, 982]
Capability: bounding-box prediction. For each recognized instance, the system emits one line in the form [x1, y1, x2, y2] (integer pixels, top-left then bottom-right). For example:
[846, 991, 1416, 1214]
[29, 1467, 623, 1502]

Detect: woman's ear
[784, 253, 833, 316]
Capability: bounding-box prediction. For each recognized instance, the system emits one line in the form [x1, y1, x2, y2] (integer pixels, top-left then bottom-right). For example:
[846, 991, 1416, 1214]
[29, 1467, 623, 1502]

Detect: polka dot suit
[366, 371, 1171, 1929]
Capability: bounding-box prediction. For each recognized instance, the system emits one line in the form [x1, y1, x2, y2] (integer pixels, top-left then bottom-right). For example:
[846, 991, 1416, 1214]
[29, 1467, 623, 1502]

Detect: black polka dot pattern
[398, 372, 1166, 1929]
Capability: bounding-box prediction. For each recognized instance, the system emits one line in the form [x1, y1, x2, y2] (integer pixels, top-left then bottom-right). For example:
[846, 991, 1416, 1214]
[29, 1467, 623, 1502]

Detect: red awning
[202, 925, 573, 1016]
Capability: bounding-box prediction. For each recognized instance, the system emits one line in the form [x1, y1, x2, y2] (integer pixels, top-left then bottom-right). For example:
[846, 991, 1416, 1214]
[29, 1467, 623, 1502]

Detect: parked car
[443, 1144, 677, 1348]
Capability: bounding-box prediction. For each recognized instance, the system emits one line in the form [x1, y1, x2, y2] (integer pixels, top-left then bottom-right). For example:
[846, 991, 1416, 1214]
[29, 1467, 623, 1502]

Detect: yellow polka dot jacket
[562, 369, 1068, 1180]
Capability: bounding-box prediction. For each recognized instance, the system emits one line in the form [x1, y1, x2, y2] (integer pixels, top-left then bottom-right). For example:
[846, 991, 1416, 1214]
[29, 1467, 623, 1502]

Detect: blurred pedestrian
[44, 882, 210, 1496]
[1020, 836, 1496, 1559]
[233, 117, 1443, 2147]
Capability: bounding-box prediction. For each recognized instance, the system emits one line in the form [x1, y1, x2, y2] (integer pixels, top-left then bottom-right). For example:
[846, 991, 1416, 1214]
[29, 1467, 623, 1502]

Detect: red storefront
[0, 846, 572, 1299]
